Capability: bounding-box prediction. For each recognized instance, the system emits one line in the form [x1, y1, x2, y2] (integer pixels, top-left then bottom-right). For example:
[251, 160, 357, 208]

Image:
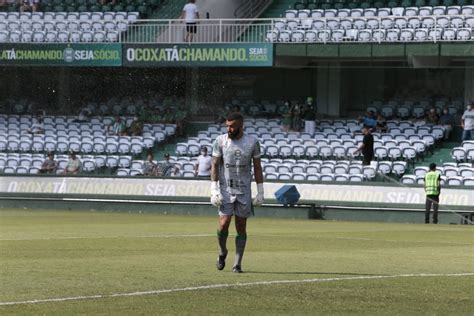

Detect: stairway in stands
[151, 0, 188, 19]
[259, 0, 296, 18]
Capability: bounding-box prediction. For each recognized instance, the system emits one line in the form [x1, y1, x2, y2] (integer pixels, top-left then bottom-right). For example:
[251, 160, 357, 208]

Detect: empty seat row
[0, 11, 139, 22]
[267, 27, 473, 43]
[0, 139, 152, 155]
[401, 174, 474, 185]
[0, 29, 120, 43]
[0, 20, 130, 32]
[414, 164, 474, 177]
[451, 146, 474, 162]
[368, 104, 458, 118]
[285, 6, 474, 19]
[275, 16, 474, 31]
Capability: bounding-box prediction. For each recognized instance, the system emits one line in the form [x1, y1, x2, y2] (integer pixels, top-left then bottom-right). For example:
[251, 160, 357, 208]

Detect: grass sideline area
[0, 210, 473, 315]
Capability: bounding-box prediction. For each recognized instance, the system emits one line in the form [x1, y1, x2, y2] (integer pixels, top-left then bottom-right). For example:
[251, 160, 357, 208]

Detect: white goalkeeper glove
[210, 181, 223, 207]
[253, 183, 264, 206]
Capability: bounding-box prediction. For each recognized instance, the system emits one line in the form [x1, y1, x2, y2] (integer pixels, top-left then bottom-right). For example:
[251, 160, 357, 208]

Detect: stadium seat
[451, 147, 466, 162]
[463, 177, 474, 186]
[82, 159, 96, 173]
[401, 175, 417, 184]
[447, 176, 463, 186]
[116, 168, 130, 176]
[106, 156, 119, 169]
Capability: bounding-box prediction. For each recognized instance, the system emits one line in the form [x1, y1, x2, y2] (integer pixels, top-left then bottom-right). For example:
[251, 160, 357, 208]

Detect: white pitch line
[0, 273, 473, 306]
[335, 237, 473, 245]
[0, 234, 215, 241]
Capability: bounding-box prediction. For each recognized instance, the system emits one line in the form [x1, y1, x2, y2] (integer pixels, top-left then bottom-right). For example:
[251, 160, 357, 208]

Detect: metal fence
[122, 15, 474, 44]
[124, 18, 273, 43]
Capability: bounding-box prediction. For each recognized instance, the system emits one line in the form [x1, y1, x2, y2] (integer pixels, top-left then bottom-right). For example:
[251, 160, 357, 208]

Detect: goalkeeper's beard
[228, 128, 241, 140]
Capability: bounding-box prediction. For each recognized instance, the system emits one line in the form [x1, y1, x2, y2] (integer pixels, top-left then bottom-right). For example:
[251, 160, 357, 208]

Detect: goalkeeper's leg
[216, 215, 231, 270]
[233, 215, 247, 273]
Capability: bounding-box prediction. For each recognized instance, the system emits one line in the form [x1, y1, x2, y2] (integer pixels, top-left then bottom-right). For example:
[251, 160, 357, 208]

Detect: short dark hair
[201, 146, 208, 152]
[429, 163, 436, 171]
[226, 112, 243, 122]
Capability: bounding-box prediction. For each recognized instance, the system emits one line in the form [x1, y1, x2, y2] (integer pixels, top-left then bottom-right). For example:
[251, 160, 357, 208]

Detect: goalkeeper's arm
[253, 157, 264, 206]
[210, 157, 223, 207]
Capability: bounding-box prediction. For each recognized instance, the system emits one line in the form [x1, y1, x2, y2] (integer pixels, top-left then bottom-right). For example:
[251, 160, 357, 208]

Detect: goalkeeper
[210, 112, 264, 273]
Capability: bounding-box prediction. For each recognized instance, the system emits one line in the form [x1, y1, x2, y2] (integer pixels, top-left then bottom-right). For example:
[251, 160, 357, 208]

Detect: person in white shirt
[181, 0, 199, 43]
[27, 117, 44, 134]
[461, 103, 474, 141]
[20, 0, 39, 13]
[195, 147, 212, 177]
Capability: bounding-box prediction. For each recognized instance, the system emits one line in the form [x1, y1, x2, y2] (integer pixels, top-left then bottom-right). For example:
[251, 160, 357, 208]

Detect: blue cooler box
[274, 185, 300, 206]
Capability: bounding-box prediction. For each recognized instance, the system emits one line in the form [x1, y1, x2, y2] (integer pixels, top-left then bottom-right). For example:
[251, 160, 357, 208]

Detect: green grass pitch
[0, 209, 473, 315]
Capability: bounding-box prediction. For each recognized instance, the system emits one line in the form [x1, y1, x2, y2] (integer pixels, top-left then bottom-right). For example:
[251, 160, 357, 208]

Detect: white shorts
[218, 192, 253, 218]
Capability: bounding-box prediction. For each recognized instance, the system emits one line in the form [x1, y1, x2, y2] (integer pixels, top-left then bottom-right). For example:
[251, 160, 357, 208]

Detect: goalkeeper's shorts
[218, 192, 254, 218]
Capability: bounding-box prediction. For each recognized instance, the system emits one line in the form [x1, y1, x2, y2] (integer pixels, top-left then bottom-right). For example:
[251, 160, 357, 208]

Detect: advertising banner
[123, 43, 273, 67]
[0, 177, 472, 207]
[0, 44, 122, 66]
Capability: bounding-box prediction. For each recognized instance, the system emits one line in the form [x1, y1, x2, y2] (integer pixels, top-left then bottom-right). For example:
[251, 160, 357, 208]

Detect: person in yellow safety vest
[424, 163, 441, 224]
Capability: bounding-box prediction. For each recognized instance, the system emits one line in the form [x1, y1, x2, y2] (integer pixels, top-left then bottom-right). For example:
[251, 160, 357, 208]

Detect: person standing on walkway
[181, 0, 200, 43]
[424, 163, 441, 224]
[353, 126, 374, 165]
[461, 103, 474, 141]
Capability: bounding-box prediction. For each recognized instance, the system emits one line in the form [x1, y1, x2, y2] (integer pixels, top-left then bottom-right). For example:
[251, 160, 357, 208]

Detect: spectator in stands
[27, 116, 44, 134]
[181, 0, 200, 43]
[353, 126, 374, 166]
[128, 116, 144, 136]
[461, 103, 474, 141]
[156, 153, 179, 177]
[143, 153, 157, 176]
[63, 151, 81, 175]
[73, 106, 92, 123]
[108, 116, 126, 136]
[174, 106, 187, 137]
[290, 101, 302, 131]
[38, 152, 57, 174]
[376, 114, 387, 133]
[195, 147, 212, 177]
[20, 0, 39, 12]
[424, 163, 441, 224]
[281, 115, 291, 132]
[280, 100, 291, 132]
[425, 107, 439, 125]
[358, 111, 377, 132]
[439, 108, 455, 140]
[303, 101, 316, 135]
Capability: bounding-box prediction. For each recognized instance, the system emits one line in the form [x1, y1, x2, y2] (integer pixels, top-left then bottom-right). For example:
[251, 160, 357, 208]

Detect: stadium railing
[124, 15, 474, 43]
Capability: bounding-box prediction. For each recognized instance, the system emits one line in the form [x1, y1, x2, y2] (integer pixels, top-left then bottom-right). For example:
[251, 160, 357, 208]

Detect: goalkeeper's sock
[217, 230, 229, 256]
[234, 233, 247, 267]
